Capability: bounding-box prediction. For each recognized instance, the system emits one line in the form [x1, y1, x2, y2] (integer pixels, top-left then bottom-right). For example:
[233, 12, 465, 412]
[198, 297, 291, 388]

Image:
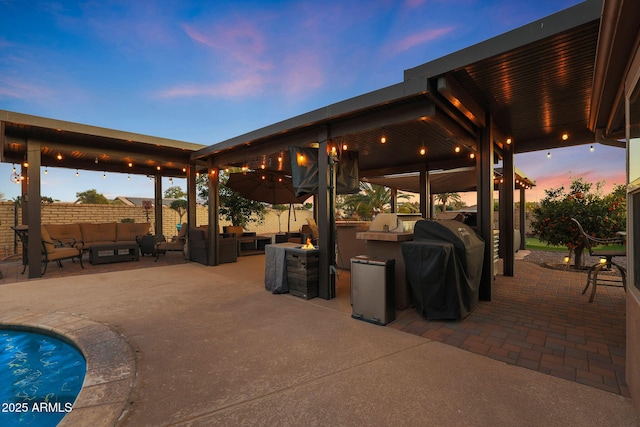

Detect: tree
[76, 189, 109, 204]
[530, 177, 626, 268]
[435, 193, 462, 212]
[196, 170, 265, 228]
[164, 186, 187, 199]
[337, 182, 409, 220]
[165, 186, 188, 224]
[170, 199, 187, 224]
[271, 204, 289, 232]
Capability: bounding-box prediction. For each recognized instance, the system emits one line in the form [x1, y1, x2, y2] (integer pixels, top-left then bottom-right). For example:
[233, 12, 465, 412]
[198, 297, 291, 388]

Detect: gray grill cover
[401, 220, 484, 320]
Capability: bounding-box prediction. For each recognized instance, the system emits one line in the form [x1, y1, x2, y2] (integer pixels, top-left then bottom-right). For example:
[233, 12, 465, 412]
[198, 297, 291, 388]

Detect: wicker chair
[188, 228, 237, 265]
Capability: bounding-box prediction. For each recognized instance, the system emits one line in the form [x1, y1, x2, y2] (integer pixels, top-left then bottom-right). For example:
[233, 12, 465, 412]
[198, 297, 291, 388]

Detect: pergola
[191, 0, 619, 300]
[0, 110, 206, 278]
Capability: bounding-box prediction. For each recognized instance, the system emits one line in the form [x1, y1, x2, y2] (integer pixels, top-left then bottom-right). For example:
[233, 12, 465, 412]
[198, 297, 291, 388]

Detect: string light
[57, 153, 63, 160]
[562, 132, 569, 141]
[590, 145, 594, 152]
[44, 167, 48, 174]
[75, 169, 79, 177]
[103, 171, 106, 179]
[127, 174, 131, 181]
[454, 146, 461, 153]
[547, 152, 551, 158]
[469, 152, 475, 159]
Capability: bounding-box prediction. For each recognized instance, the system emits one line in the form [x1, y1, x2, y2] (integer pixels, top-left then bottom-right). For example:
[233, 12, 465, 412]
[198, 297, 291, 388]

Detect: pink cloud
[183, 22, 272, 71]
[157, 75, 267, 99]
[0, 77, 53, 100]
[384, 27, 456, 55]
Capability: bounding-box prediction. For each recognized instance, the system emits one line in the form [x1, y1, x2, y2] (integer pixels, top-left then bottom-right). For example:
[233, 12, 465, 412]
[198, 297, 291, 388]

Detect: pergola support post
[207, 160, 220, 266]
[317, 127, 336, 300]
[519, 187, 527, 250]
[478, 115, 494, 301]
[154, 175, 163, 236]
[26, 140, 42, 279]
[503, 140, 515, 277]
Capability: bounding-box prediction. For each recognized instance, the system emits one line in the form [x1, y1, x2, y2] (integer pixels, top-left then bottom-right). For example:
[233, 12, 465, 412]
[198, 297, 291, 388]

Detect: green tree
[530, 177, 626, 268]
[164, 186, 187, 199]
[165, 186, 188, 224]
[170, 199, 187, 224]
[271, 204, 289, 232]
[435, 193, 462, 212]
[398, 201, 420, 214]
[75, 189, 109, 204]
[196, 170, 265, 228]
[337, 182, 409, 220]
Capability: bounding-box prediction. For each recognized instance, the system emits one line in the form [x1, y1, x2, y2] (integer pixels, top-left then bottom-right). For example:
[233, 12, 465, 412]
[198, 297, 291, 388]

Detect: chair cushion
[40, 226, 56, 255]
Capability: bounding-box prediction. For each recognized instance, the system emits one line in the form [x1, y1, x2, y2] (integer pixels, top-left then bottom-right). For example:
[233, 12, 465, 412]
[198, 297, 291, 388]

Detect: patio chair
[570, 218, 626, 302]
[155, 223, 188, 261]
[41, 226, 84, 275]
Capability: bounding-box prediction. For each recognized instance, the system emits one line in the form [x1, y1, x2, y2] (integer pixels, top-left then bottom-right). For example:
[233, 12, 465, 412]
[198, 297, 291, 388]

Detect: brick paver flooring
[387, 260, 628, 396]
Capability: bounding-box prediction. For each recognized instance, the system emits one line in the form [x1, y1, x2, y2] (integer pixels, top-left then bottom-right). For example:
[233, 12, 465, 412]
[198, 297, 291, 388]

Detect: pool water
[0, 329, 86, 426]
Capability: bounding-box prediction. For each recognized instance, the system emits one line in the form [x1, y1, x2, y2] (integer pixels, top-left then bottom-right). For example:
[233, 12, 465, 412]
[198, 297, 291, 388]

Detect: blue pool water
[0, 328, 86, 426]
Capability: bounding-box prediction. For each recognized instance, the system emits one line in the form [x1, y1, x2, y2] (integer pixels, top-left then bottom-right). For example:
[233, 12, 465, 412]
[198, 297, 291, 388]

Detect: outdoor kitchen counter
[356, 231, 413, 310]
[336, 222, 370, 270]
[355, 231, 414, 242]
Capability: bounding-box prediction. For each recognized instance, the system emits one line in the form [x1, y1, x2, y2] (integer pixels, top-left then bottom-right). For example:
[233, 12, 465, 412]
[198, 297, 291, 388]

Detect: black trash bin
[401, 220, 484, 320]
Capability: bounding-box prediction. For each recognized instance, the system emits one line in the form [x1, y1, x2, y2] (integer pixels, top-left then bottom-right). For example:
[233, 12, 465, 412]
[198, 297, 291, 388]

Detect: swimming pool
[0, 328, 86, 426]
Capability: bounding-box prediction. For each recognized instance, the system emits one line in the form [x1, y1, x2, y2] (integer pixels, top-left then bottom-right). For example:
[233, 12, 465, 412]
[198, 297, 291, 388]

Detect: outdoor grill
[401, 220, 484, 320]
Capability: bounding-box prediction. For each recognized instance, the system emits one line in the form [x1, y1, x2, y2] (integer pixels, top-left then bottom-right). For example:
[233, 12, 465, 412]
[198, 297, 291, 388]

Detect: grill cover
[401, 220, 484, 319]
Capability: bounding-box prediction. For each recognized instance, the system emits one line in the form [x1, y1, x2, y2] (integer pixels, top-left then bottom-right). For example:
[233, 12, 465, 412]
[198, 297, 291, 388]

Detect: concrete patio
[0, 255, 638, 426]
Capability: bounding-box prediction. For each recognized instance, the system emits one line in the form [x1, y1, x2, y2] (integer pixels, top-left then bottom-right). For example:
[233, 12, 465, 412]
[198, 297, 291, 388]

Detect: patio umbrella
[225, 171, 311, 205]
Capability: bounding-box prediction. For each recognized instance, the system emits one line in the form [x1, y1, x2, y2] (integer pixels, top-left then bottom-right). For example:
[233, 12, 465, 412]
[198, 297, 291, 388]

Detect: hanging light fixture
[590, 145, 594, 152]
[380, 128, 387, 144]
[469, 152, 475, 159]
[454, 146, 461, 153]
[561, 132, 569, 141]
[44, 167, 48, 175]
[57, 153, 63, 160]
[75, 169, 79, 176]
[547, 152, 551, 158]
[103, 171, 106, 179]
[419, 140, 426, 156]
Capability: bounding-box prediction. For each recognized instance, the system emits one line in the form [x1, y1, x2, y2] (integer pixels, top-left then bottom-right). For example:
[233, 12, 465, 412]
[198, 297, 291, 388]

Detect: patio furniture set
[12, 222, 189, 275]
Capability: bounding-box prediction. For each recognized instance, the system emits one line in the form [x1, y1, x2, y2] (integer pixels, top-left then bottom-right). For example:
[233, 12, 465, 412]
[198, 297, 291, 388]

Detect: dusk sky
[0, 0, 626, 204]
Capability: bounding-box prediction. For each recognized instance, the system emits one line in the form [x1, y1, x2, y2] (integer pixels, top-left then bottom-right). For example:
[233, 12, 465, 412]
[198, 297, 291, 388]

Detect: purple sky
[0, 0, 625, 203]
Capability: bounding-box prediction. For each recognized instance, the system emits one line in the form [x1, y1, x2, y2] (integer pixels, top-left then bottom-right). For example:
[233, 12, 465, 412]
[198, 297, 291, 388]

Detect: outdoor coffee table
[237, 235, 272, 256]
[89, 242, 140, 265]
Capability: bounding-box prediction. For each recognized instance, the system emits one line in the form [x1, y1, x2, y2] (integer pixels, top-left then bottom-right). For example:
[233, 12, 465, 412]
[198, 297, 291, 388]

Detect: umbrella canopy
[226, 171, 311, 205]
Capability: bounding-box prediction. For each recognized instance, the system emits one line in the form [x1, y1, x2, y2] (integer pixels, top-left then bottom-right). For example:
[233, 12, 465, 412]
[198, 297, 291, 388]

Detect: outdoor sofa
[43, 222, 150, 251]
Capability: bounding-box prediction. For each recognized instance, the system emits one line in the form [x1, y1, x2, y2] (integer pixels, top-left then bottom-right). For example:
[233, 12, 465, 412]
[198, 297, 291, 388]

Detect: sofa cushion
[80, 223, 117, 245]
[116, 222, 149, 242]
